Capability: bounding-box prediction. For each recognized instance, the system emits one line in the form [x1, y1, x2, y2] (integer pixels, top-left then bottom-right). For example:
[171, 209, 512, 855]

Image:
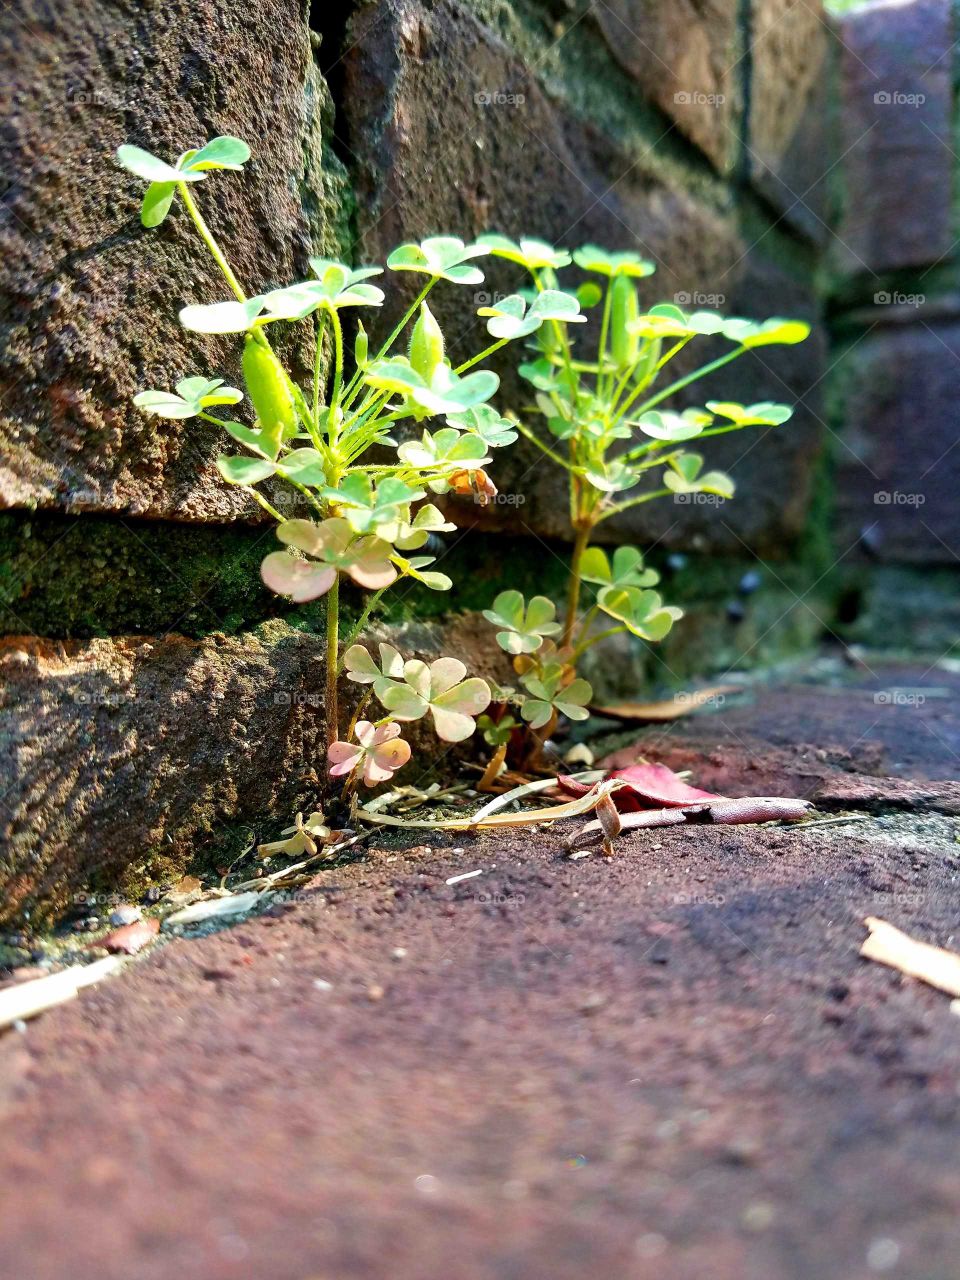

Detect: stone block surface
[833, 322, 960, 565]
[830, 0, 953, 277]
[0, 0, 342, 521]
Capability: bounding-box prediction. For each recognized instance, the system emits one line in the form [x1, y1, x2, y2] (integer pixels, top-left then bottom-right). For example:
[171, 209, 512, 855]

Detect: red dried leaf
[90, 918, 160, 956]
[557, 762, 725, 812]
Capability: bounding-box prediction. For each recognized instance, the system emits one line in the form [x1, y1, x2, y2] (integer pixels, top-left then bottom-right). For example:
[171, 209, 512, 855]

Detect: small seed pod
[609, 274, 640, 371]
[354, 320, 369, 370]
[408, 302, 445, 381]
[242, 337, 297, 459]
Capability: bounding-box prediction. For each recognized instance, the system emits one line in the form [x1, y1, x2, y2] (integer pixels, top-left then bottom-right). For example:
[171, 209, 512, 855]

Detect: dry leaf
[91, 918, 160, 956]
[163, 890, 267, 928]
[591, 684, 739, 722]
[0, 956, 125, 1031]
[558, 762, 723, 811]
[861, 917, 960, 998]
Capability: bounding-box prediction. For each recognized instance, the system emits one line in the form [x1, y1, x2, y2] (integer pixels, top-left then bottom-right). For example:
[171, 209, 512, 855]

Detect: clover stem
[242, 486, 285, 522]
[326, 305, 345, 442]
[337, 585, 391, 669]
[573, 603, 601, 650]
[572, 624, 627, 660]
[597, 488, 670, 521]
[454, 336, 509, 375]
[179, 183, 247, 303]
[513, 419, 577, 472]
[562, 522, 593, 649]
[619, 346, 746, 422]
[595, 280, 615, 399]
[345, 689, 372, 742]
[312, 310, 328, 426]
[325, 578, 340, 752]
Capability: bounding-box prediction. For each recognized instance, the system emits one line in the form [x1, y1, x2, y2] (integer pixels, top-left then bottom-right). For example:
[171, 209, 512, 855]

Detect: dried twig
[568, 796, 813, 850]
[861, 917, 960, 998]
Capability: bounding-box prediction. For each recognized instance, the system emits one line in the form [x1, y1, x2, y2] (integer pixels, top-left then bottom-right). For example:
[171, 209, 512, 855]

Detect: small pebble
[367, 984, 385, 1002]
[738, 569, 762, 595]
[666, 553, 688, 572]
[726, 599, 746, 623]
[109, 904, 141, 927]
[313, 979, 333, 992]
[391, 947, 407, 960]
[142, 887, 162, 905]
[409, 845, 433, 857]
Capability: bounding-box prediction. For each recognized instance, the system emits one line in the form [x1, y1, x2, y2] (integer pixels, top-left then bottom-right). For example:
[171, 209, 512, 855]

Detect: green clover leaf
[387, 236, 488, 284]
[445, 405, 518, 448]
[633, 408, 711, 442]
[365, 358, 499, 416]
[478, 289, 585, 340]
[216, 456, 277, 485]
[721, 318, 811, 347]
[134, 376, 243, 420]
[580, 545, 659, 590]
[343, 643, 406, 685]
[519, 665, 593, 728]
[320, 474, 426, 536]
[179, 297, 266, 334]
[394, 554, 454, 591]
[375, 657, 491, 742]
[596, 587, 684, 641]
[704, 401, 794, 427]
[390, 503, 457, 550]
[572, 245, 656, 278]
[397, 428, 491, 475]
[482, 590, 562, 655]
[475, 234, 572, 271]
[629, 303, 725, 340]
[663, 453, 734, 498]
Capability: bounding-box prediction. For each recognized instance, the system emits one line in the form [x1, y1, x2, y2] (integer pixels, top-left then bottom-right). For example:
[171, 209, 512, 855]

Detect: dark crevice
[309, 0, 356, 172]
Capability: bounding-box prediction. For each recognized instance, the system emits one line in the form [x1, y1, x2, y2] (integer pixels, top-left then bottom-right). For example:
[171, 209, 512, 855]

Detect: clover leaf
[478, 289, 585, 340]
[580, 545, 659, 590]
[117, 137, 250, 228]
[446, 405, 518, 448]
[387, 236, 488, 284]
[259, 261, 385, 321]
[704, 401, 793, 427]
[722, 318, 811, 347]
[374, 657, 491, 742]
[519, 665, 592, 728]
[328, 721, 411, 787]
[365, 358, 499, 416]
[134, 376, 243, 420]
[319, 474, 425, 536]
[390, 503, 457, 550]
[116, 144, 204, 186]
[260, 517, 397, 602]
[596, 587, 683, 641]
[482, 590, 562, 655]
[663, 453, 734, 498]
[475, 234, 572, 271]
[633, 408, 711, 442]
[572, 245, 656, 278]
[583, 459, 639, 494]
[343, 643, 407, 686]
[179, 137, 251, 173]
[395, 554, 454, 591]
[397, 428, 491, 478]
[216, 456, 277, 485]
[179, 297, 266, 334]
[629, 304, 725, 340]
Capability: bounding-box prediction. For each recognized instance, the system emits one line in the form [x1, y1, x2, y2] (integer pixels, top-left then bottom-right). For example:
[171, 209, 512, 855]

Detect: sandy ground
[1, 655, 959, 1280]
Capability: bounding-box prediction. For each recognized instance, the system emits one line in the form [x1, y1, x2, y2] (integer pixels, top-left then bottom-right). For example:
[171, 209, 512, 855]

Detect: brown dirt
[1, 657, 959, 1280]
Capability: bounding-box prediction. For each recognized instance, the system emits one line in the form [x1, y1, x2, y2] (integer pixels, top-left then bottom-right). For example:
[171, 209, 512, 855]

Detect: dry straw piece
[860, 917, 960, 998]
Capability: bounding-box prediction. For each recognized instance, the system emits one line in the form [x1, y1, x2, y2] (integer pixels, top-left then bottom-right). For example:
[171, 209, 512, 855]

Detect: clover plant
[116, 137, 585, 794]
[476, 236, 810, 754]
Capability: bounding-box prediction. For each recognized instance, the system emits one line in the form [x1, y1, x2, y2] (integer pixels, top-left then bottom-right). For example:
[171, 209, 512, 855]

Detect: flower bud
[408, 302, 445, 381]
[610, 274, 640, 371]
[242, 337, 297, 459]
[354, 320, 369, 370]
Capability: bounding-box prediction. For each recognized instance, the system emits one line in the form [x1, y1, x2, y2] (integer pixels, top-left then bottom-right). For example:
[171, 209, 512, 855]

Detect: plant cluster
[117, 135, 808, 795]
[474, 240, 809, 761]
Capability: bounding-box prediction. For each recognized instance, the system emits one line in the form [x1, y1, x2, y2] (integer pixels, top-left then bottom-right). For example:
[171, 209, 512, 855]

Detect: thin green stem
[325, 578, 340, 752]
[595, 282, 615, 399]
[179, 183, 247, 302]
[562, 523, 593, 649]
[514, 419, 580, 473]
[572, 624, 627, 659]
[337, 585, 391, 668]
[312, 311, 328, 426]
[574, 603, 600, 648]
[326, 305, 344, 442]
[454, 336, 509, 374]
[624, 347, 746, 420]
[243, 486, 285, 522]
[597, 488, 670, 521]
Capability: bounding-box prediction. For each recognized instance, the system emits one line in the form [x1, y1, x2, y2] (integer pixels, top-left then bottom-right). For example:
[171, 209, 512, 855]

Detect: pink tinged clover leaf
[327, 721, 412, 787]
[260, 517, 397, 603]
[376, 657, 491, 742]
